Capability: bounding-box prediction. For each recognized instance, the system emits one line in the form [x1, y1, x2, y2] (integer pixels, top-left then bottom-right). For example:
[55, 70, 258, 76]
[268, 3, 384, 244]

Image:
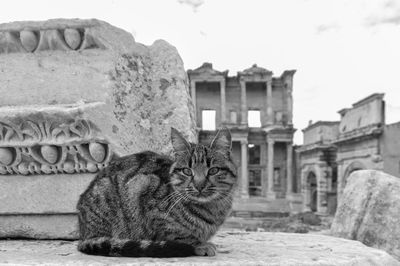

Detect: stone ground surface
[224, 213, 333, 234]
[0, 231, 399, 266]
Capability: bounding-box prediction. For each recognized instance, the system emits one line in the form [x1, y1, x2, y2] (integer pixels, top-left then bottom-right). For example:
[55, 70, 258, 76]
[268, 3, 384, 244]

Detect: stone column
[266, 79, 273, 125]
[337, 161, 344, 206]
[220, 79, 226, 124]
[301, 168, 311, 212]
[286, 84, 293, 125]
[286, 142, 293, 195]
[317, 162, 328, 214]
[261, 142, 268, 197]
[267, 138, 275, 199]
[240, 139, 249, 198]
[240, 79, 247, 126]
[190, 79, 197, 120]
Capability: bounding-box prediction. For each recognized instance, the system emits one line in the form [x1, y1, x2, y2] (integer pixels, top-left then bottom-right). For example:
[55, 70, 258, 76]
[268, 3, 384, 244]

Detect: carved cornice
[0, 119, 112, 175]
[333, 124, 383, 145]
[0, 20, 105, 54]
[187, 62, 228, 79]
[297, 142, 336, 153]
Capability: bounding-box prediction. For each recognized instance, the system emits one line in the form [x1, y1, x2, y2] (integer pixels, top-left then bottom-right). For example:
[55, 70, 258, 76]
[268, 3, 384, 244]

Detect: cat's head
[169, 127, 237, 203]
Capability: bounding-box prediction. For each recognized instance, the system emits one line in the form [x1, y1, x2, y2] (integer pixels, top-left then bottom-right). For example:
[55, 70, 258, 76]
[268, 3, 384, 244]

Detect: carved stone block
[0, 106, 112, 176]
[0, 19, 196, 239]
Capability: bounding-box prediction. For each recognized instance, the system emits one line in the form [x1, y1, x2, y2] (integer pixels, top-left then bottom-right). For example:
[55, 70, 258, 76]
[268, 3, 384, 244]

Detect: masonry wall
[382, 122, 400, 178]
[339, 98, 384, 134]
[304, 124, 339, 145]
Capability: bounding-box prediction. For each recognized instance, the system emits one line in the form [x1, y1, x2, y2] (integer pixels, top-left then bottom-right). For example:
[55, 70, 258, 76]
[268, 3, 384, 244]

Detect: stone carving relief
[0, 119, 112, 175]
[0, 27, 104, 54]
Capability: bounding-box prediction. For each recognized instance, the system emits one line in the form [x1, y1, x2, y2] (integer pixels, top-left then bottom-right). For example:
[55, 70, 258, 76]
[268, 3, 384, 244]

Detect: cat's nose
[194, 180, 207, 192]
[193, 175, 207, 192]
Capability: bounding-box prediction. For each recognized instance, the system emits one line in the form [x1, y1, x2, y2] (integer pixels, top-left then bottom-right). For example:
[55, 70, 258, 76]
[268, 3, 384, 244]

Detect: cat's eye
[182, 168, 193, 176]
[208, 167, 219, 175]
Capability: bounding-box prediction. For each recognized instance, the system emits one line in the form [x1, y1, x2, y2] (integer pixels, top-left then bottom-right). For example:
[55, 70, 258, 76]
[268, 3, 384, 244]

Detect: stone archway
[343, 161, 365, 186]
[307, 171, 318, 212]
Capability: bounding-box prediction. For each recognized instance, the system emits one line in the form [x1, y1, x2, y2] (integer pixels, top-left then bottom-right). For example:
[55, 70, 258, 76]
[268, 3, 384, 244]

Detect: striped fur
[77, 128, 237, 257]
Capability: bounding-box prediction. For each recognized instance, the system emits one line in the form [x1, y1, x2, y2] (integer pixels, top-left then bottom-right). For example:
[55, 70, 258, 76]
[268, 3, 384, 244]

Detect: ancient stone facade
[0, 19, 196, 239]
[334, 93, 385, 202]
[297, 121, 339, 215]
[188, 63, 301, 215]
[299, 93, 400, 215]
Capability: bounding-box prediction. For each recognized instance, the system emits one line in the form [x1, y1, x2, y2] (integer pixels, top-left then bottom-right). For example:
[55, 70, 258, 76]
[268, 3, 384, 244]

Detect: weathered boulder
[0, 19, 196, 239]
[0, 232, 399, 265]
[331, 170, 400, 260]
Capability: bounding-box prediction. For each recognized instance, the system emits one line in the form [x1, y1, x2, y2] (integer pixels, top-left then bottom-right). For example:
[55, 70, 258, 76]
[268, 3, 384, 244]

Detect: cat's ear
[210, 128, 232, 152]
[171, 127, 191, 153]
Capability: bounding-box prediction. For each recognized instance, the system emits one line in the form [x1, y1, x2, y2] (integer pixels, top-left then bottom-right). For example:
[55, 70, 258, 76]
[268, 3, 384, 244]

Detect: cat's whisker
[159, 191, 179, 205]
[159, 191, 181, 207]
[165, 195, 184, 218]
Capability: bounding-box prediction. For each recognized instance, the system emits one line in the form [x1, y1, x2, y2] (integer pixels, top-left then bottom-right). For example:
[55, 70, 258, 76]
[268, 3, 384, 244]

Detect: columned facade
[188, 62, 297, 214]
[297, 121, 340, 215]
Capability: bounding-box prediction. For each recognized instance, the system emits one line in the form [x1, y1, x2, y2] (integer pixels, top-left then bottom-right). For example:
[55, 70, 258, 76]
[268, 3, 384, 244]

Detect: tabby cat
[77, 127, 237, 257]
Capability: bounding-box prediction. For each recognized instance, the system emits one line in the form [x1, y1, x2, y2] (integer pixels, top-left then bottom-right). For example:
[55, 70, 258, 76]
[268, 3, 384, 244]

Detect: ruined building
[188, 63, 302, 214]
[297, 121, 339, 215]
[299, 93, 400, 215]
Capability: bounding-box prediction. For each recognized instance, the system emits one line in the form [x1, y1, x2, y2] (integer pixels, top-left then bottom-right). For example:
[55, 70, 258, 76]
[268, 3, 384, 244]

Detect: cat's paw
[194, 242, 217, 256]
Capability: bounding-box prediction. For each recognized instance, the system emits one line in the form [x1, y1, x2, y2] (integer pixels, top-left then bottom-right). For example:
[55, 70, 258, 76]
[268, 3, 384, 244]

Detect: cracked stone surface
[0, 231, 399, 266]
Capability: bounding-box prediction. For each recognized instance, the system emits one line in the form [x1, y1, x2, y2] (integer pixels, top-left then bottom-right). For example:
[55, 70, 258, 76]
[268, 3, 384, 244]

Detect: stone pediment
[238, 63, 273, 79]
[187, 62, 228, 80]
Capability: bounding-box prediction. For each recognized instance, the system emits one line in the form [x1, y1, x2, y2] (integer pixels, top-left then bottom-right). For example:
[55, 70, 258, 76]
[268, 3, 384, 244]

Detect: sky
[2, 0, 400, 144]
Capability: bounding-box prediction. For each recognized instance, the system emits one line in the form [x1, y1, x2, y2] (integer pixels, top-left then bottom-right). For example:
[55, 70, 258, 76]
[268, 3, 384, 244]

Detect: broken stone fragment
[0, 18, 196, 239]
[331, 170, 400, 261]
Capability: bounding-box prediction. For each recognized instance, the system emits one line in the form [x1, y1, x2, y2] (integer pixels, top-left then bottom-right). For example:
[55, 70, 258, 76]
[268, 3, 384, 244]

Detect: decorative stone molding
[0, 19, 126, 54]
[0, 27, 102, 54]
[0, 119, 112, 175]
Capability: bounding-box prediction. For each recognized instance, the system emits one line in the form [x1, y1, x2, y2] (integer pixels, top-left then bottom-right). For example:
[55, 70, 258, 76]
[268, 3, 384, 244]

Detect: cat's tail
[78, 237, 195, 257]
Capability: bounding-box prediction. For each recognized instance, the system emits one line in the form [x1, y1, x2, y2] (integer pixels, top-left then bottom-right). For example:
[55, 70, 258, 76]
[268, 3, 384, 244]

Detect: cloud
[177, 0, 205, 12]
[315, 23, 340, 34]
[365, 0, 400, 26]
[366, 14, 400, 26]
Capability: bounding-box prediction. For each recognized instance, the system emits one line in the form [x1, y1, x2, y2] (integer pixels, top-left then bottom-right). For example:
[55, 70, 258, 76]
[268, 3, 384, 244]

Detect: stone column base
[266, 192, 276, 200]
[240, 193, 250, 199]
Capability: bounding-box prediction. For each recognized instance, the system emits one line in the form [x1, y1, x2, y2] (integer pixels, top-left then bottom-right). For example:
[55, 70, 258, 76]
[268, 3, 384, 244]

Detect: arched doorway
[343, 161, 365, 187]
[307, 172, 317, 212]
